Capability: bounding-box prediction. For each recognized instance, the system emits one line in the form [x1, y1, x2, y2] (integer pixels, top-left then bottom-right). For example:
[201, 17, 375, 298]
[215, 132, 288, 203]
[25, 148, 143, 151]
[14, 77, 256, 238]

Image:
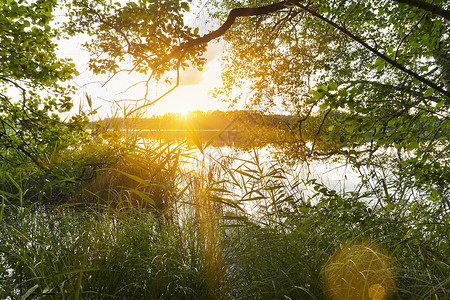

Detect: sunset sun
[180, 109, 190, 117]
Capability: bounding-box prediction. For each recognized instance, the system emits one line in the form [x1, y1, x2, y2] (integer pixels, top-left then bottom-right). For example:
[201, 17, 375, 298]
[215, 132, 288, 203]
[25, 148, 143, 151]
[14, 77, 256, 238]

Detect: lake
[134, 129, 363, 206]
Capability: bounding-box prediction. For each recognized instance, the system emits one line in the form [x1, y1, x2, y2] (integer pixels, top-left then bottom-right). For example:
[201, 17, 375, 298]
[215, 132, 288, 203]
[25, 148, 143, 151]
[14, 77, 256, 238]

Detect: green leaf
[338, 89, 348, 97]
[376, 60, 385, 72]
[328, 82, 338, 91]
[85, 93, 92, 109]
[210, 195, 244, 211]
[306, 97, 317, 104]
[317, 200, 327, 208]
[423, 88, 434, 97]
[374, 57, 383, 66]
[225, 211, 237, 217]
[431, 189, 439, 199]
[407, 141, 419, 151]
[299, 207, 310, 213]
[21, 285, 39, 300]
[386, 203, 395, 211]
[0, 196, 4, 222]
[108, 168, 150, 187]
[128, 188, 156, 206]
[319, 102, 329, 110]
[436, 100, 445, 109]
[317, 84, 328, 92]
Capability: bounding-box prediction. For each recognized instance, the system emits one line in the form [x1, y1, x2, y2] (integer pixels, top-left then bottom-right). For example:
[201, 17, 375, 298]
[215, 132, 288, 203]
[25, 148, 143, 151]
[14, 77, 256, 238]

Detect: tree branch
[179, 0, 449, 99]
[289, 1, 450, 99]
[141, 1, 291, 104]
[392, 0, 450, 22]
[123, 0, 448, 112]
[181, 2, 291, 49]
[0, 119, 45, 169]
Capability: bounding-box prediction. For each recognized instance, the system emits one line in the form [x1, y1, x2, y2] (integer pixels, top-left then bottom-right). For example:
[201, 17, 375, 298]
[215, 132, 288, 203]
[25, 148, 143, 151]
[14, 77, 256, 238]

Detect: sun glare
[180, 109, 190, 117]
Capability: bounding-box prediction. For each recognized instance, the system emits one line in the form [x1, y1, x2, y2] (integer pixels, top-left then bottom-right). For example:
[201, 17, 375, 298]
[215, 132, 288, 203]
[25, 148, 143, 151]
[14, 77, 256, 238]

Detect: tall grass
[0, 205, 214, 299]
[0, 130, 448, 299]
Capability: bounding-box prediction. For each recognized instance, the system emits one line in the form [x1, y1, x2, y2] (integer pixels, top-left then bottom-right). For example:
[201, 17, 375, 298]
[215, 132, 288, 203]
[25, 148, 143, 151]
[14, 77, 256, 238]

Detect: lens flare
[324, 241, 395, 300]
[369, 283, 386, 300]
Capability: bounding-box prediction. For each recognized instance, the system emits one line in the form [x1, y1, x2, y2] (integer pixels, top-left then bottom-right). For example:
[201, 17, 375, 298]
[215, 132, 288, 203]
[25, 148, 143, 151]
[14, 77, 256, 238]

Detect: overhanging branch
[181, 2, 290, 49]
[392, 0, 450, 22]
[141, 0, 449, 111]
[140, 1, 291, 106]
[178, 0, 449, 99]
[287, 1, 450, 99]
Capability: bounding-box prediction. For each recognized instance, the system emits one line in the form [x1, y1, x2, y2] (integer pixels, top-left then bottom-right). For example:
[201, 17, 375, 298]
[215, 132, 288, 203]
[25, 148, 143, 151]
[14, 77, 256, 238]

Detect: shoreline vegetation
[91, 110, 294, 131]
[1, 114, 448, 299]
[91, 110, 298, 148]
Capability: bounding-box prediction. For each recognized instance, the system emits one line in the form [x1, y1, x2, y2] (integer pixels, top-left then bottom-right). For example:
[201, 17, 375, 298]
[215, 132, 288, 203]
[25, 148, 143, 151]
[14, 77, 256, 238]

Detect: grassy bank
[0, 139, 448, 299]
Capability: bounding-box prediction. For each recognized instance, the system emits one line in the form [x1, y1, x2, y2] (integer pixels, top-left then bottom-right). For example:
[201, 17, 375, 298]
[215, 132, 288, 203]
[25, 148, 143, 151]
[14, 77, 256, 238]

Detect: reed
[0, 128, 448, 299]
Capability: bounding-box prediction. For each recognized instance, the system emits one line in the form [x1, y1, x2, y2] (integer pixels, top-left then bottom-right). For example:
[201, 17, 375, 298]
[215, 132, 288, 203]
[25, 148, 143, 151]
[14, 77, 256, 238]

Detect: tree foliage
[213, 0, 450, 211]
[0, 0, 81, 169]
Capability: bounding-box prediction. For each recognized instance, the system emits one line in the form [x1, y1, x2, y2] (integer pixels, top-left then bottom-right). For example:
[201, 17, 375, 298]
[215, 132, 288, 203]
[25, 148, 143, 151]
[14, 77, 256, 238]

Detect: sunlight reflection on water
[190, 144, 361, 193]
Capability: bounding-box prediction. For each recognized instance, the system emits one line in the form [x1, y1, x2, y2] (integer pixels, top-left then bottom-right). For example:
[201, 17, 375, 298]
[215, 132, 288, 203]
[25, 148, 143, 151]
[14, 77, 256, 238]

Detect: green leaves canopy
[0, 0, 80, 168]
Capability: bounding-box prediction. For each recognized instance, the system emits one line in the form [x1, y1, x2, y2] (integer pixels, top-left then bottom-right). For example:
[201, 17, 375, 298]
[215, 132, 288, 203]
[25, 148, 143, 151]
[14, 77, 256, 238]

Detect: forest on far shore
[92, 110, 293, 130]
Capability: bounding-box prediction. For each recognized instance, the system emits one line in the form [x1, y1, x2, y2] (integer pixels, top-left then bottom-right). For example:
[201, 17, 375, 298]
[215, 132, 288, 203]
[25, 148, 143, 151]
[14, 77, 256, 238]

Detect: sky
[58, 37, 232, 119]
[56, 2, 235, 119]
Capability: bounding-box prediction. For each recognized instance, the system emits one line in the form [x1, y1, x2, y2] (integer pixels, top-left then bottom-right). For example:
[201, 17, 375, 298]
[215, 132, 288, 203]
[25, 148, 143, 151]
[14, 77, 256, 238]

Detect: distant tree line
[92, 110, 294, 131]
